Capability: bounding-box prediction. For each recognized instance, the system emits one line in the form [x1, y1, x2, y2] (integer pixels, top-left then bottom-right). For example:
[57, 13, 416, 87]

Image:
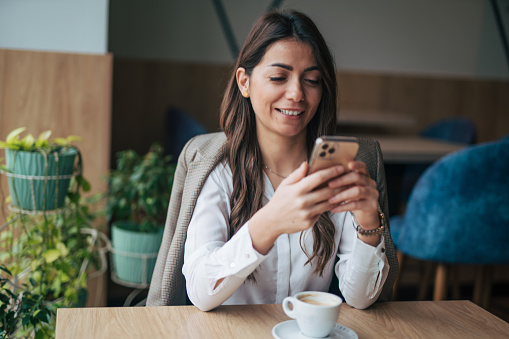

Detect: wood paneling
[112, 59, 509, 160]
[0, 49, 112, 306]
[111, 59, 230, 158]
[337, 71, 509, 141]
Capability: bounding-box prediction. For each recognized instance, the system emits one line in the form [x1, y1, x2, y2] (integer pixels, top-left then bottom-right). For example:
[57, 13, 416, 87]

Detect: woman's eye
[305, 79, 320, 85]
[270, 77, 286, 82]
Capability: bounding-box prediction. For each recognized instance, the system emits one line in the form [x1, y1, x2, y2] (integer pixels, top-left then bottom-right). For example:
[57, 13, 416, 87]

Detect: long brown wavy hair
[219, 9, 338, 277]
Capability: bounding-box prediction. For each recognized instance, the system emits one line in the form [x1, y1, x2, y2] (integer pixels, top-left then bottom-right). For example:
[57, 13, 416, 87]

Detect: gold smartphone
[308, 136, 359, 175]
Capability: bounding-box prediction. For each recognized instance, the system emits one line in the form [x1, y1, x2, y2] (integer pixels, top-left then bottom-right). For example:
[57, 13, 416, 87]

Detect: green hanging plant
[0, 127, 90, 212]
[0, 127, 107, 338]
[0, 127, 81, 154]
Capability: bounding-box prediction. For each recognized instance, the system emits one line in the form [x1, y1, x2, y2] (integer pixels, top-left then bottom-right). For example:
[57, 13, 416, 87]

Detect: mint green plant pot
[111, 221, 163, 285]
[5, 148, 77, 211]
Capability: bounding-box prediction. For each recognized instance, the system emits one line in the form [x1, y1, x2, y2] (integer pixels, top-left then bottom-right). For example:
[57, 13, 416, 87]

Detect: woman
[148, 9, 397, 310]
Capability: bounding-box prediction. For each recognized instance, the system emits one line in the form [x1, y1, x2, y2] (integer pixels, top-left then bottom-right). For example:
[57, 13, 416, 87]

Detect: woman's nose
[285, 79, 304, 102]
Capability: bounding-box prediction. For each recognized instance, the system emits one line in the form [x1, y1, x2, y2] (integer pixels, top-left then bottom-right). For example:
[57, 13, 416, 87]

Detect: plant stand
[1, 218, 109, 294]
[0, 161, 108, 338]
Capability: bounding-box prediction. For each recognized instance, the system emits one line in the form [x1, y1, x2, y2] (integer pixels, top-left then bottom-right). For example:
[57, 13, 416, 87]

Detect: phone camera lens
[321, 144, 329, 150]
[319, 151, 326, 157]
[328, 148, 335, 154]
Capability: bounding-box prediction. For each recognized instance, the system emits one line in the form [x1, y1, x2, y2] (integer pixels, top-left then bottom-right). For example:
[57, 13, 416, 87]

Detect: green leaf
[67, 135, 82, 143]
[38, 130, 52, 142]
[35, 130, 52, 148]
[56, 242, 68, 257]
[6, 127, 26, 143]
[0, 264, 12, 276]
[67, 192, 80, 204]
[32, 270, 42, 283]
[42, 249, 61, 263]
[76, 175, 91, 192]
[34, 329, 46, 339]
[52, 137, 68, 146]
[22, 134, 36, 151]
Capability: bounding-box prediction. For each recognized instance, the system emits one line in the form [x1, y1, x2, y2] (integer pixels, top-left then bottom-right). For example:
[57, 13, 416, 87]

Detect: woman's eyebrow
[268, 63, 319, 72]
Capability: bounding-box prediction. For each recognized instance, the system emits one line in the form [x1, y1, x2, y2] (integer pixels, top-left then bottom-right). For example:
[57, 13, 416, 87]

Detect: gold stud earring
[243, 91, 249, 98]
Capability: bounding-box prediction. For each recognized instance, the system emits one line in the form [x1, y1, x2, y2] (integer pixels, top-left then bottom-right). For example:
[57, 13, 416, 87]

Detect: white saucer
[272, 320, 358, 339]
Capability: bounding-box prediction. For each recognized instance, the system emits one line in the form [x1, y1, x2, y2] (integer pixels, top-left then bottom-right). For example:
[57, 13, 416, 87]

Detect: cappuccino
[298, 294, 336, 306]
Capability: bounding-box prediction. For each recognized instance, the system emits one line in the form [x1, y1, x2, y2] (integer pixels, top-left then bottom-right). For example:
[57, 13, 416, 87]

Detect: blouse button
[229, 262, 236, 268]
[244, 253, 250, 259]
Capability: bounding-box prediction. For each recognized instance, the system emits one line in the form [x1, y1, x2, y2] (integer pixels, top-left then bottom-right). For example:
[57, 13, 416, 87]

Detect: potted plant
[0, 128, 107, 338]
[105, 143, 176, 286]
[0, 264, 55, 338]
[0, 127, 85, 211]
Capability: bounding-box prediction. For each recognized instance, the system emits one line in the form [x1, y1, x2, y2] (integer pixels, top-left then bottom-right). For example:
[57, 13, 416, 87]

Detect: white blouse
[182, 161, 389, 311]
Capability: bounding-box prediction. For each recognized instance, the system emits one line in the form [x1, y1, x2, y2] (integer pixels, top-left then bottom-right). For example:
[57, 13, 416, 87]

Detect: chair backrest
[397, 139, 509, 264]
[165, 106, 208, 157]
[420, 117, 476, 144]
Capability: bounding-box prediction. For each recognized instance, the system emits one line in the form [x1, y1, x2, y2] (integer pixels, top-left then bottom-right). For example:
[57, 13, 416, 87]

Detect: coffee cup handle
[282, 297, 297, 319]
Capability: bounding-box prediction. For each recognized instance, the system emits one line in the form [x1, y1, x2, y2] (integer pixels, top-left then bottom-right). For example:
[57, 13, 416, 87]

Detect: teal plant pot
[111, 221, 163, 285]
[5, 148, 77, 211]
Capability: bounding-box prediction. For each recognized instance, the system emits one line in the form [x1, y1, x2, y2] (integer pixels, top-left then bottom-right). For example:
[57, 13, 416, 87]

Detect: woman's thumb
[285, 161, 308, 184]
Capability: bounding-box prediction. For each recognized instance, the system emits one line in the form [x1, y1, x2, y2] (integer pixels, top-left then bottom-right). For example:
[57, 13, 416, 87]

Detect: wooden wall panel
[112, 59, 509, 160]
[111, 59, 230, 158]
[338, 71, 509, 141]
[0, 49, 112, 306]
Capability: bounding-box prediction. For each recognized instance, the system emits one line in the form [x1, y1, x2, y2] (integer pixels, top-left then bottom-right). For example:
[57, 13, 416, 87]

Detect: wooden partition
[337, 71, 509, 141]
[111, 59, 230, 159]
[112, 58, 509, 160]
[0, 49, 112, 306]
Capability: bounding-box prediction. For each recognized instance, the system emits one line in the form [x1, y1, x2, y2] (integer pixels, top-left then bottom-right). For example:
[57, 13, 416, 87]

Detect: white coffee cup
[282, 291, 342, 338]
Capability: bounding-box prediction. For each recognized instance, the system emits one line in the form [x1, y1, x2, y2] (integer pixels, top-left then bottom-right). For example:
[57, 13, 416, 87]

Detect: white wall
[108, 0, 509, 79]
[0, 0, 109, 54]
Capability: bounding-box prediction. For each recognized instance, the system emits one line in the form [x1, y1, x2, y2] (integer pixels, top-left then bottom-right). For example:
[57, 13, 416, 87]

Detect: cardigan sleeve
[147, 133, 226, 306]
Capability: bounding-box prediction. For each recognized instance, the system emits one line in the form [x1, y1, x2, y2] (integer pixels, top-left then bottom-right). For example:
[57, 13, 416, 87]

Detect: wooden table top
[56, 300, 509, 339]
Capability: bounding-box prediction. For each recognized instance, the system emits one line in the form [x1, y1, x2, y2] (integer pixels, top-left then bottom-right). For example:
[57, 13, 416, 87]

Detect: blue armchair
[391, 138, 509, 306]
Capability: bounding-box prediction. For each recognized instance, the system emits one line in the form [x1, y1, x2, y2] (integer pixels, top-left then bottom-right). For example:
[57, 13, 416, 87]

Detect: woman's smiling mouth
[276, 108, 304, 116]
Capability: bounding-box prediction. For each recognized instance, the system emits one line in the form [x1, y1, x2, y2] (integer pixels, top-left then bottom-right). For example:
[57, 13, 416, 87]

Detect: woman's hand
[249, 161, 345, 254]
[327, 160, 382, 246]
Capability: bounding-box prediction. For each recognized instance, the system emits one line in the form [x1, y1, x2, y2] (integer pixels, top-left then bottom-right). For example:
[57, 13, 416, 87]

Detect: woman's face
[237, 39, 322, 141]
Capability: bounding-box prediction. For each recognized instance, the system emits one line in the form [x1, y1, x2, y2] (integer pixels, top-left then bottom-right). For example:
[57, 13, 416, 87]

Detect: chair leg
[433, 263, 448, 301]
[418, 262, 434, 300]
[451, 265, 461, 300]
[473, 265, 493, 309]
[393, 251, 407, 300]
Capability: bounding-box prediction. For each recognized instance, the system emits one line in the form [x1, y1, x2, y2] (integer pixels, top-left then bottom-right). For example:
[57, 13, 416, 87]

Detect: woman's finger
[329, 170, 376, 189]
[329, 184, 379, 204]
[282, 161, 308, 185]
[330, 198, 377, 214]
[299, 165, 346, 192]
[347, 160, 368, 174]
